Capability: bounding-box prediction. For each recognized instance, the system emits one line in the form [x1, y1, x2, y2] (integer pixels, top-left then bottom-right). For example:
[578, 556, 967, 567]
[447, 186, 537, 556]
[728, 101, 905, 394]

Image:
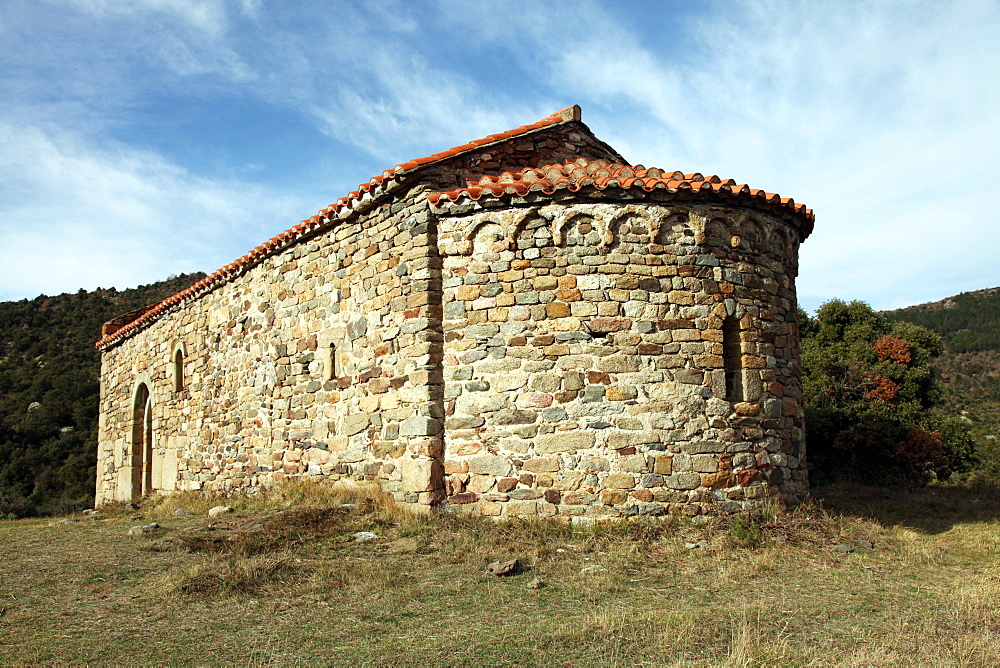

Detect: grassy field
[2, 483, 1000, 666]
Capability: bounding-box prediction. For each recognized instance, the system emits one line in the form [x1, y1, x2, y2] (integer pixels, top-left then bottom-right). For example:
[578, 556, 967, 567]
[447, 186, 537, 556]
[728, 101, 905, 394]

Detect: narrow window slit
[172, 347, 185, 392]
[723, 316, 744, 402]
[324, 343, 339, 381]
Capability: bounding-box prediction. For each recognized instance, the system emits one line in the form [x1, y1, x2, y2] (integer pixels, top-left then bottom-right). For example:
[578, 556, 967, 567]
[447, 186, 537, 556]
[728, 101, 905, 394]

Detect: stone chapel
[96, 106, 814, 517]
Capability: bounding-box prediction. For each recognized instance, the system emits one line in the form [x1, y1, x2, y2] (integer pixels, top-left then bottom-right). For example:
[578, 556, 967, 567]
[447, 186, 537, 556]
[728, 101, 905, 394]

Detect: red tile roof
[428, 158, 815, 235]
[96, 106, 582, 349]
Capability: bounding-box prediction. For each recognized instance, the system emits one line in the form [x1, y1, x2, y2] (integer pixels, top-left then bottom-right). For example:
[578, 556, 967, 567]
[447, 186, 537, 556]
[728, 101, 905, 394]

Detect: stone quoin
[95, 106, 814, 517]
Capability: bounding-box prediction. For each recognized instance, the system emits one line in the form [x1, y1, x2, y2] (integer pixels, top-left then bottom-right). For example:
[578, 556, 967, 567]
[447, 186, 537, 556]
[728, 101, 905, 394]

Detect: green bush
[801, 300, 976, 485]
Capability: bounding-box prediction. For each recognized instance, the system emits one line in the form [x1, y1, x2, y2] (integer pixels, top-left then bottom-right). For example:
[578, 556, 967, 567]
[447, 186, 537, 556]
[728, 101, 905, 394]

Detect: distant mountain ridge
[884, 287, 1000, 354]
[0, 273, 206, 517]
[891, 286, 1000, 313]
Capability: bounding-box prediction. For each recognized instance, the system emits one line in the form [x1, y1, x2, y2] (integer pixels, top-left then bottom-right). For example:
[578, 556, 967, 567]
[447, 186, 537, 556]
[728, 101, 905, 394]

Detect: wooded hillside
[884, 288, 1000, 354]
[0, 274, 205, 517]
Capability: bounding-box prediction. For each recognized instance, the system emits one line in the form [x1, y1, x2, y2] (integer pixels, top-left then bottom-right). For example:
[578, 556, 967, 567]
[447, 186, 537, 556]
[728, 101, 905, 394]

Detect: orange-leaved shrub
[893, 427, 949, 484]
[873, 335, 913, 365]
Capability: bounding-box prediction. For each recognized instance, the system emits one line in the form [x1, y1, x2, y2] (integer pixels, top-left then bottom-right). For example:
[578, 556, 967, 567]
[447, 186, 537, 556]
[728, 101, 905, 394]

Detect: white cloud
[63, 0, 230, 36]
[230, 6, 549, 165]
[304, 51, 541, 164]
[0, 122, 307, 301]
[32, 0, 255, 87]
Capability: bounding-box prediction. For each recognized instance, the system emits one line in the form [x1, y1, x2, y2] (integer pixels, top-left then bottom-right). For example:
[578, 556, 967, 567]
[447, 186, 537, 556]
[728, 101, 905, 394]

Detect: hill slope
[884, 287, 1000, 355]
[0, 274, 205, 517]
[884, 287, 1000, 473]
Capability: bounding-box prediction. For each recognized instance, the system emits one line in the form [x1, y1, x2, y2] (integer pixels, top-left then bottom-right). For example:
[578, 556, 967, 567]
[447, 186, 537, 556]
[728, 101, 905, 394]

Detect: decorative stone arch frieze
[783, 225, 801, 264]
[606, 208, 655, 250]
[541, 206, 572, 247]
[769, 225, 788, 259]
[467, 220, 506, 257]
[739, 217, 769, 254]
[702, 216, 732, 250]
[436, 208, 542, 258]
[558, 212, 605, 249]
[512, 211, 554, 251]
[653, 209, 694, 247]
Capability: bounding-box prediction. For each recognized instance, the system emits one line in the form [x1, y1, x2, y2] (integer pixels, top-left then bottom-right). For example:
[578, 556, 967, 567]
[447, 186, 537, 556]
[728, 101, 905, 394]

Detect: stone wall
[434, 195, 806, 517]
[97, 181, 439, 503]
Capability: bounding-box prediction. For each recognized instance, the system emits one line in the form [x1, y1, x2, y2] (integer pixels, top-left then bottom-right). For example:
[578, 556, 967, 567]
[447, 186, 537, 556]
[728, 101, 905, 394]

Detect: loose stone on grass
[487, 559, 521, 576]
[127, 523, 160, 537]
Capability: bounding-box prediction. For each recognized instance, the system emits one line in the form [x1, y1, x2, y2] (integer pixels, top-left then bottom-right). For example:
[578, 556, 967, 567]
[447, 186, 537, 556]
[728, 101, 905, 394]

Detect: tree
[801, 300, 975, 484]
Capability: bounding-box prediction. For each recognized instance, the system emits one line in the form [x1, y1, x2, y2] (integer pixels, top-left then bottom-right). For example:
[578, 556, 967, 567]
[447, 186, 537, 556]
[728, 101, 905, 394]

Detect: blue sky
[1, 0, 998, 313]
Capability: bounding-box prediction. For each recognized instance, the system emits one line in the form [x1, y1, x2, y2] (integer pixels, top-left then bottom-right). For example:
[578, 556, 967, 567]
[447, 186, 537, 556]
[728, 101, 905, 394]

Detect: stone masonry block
[607, 431, 660, 448]
[617, 454, 649, 473]
[665, 472, 701, 490]
[400, 416, 442, 437]
[399, 458, 443, 494]
[341, 414, 370, 437]
[467, 454, 513, 477]
[523, 457, 561, 472]
[603, 472, 636, 489]
[535, 431, 596, 454]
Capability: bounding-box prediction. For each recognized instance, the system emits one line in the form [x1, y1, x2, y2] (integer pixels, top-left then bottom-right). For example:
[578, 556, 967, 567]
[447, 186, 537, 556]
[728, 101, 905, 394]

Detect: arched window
[131, 383, 153, 498]
[723, 316, 744, 402]
[172, 346, 185, 392]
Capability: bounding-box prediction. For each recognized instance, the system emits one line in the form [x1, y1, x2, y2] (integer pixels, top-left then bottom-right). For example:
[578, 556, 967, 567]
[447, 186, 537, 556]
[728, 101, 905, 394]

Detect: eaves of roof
[428, 159, 815, 237]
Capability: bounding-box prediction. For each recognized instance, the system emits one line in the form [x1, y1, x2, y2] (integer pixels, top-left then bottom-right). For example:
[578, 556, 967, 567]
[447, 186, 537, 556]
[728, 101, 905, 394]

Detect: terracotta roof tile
[427, 158, 814, 233]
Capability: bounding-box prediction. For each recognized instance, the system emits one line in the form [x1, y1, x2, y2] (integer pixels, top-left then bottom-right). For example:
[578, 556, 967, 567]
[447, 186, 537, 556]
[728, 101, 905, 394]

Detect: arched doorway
[130, 383, 153, 499]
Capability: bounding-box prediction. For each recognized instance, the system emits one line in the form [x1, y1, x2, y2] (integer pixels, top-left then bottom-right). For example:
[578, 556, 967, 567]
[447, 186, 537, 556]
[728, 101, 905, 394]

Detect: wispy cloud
[304, 53, 539, 164]
[229, 4, 548, 165]
[0, 121, 304, 301]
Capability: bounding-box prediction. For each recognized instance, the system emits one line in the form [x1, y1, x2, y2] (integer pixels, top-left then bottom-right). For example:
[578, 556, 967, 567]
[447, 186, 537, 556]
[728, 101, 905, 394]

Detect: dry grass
[3, 481, 1000, 665]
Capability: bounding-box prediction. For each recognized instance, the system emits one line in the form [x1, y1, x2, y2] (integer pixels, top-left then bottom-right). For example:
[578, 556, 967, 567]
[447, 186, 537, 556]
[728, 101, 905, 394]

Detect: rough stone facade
[96, 106, 814, 518]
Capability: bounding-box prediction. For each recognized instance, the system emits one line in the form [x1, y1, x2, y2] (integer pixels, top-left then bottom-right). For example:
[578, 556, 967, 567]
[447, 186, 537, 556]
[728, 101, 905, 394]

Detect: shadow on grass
[813, 480, 1000, 534]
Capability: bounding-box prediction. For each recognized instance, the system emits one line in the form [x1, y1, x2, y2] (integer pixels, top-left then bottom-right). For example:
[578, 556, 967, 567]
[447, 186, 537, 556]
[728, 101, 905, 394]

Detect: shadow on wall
[814, 481, 1000, 535]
